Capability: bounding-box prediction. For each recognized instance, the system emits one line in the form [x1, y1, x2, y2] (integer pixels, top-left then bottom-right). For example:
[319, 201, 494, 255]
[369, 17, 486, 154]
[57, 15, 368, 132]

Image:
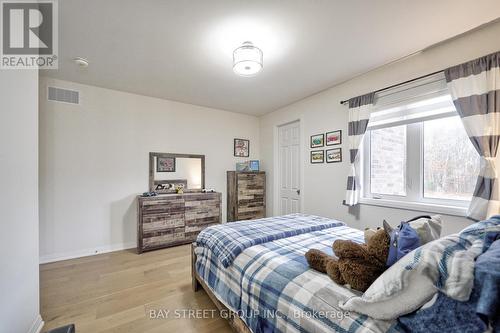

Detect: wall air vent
[47, 86, 80, 105]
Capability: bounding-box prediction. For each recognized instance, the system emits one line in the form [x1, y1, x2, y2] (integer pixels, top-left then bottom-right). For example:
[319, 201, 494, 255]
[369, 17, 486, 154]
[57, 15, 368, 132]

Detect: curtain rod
[339, 69, 444, 105]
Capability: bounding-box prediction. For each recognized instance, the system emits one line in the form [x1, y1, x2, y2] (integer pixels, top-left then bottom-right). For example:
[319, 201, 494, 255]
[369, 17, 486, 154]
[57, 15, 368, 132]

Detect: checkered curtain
[444, 51, 500, 220]
[344, 93, 375, 206]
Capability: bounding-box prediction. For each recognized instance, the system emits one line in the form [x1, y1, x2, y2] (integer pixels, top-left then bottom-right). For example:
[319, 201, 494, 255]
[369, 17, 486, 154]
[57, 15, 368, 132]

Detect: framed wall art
[326, 148, 342, 163]
[234, 138, 250, 157]
[326, 130, 342, 146]
[310, 150, 324, 164]
[156, 156, 176, 172]
[310, 134, 324, 148]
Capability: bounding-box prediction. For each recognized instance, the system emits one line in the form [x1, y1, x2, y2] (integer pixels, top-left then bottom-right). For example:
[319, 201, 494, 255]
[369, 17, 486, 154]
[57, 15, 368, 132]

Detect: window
[360, 74, 480, 215]
[423, 116, 479, 201]
[370, 125, 406, 196]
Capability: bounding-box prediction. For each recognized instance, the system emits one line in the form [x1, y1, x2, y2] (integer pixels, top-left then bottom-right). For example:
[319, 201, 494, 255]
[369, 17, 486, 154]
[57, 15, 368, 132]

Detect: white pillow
[410, 215, 442, 245]
[338, 233, 483, 320]
[383, 215, 442, 245]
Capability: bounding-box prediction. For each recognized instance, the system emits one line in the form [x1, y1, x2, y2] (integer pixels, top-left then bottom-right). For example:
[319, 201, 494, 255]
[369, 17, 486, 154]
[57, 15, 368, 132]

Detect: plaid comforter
[196, 214, 345, 268]
[195, 214, 397, 333]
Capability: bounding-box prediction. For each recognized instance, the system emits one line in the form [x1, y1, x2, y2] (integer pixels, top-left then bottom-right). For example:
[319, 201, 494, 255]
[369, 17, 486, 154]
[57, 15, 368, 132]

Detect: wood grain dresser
[137, 192, 221, 253]
[227, 171, 266, 222]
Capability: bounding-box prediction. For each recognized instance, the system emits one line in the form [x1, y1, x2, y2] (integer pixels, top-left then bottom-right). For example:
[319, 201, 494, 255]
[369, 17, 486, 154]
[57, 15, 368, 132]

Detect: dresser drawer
[140, 197, 184, 207]
[184, 222, 218, 241]
[237, 206, 265, 220]
[142, 212, 185, 232]
[184, 192, 220, 203]
[185, 214, 220, 228]
[141, 199, 184, 215]
[184, 222, 215, 233]
[184, 194, 221, 224]
[142, 227, 185, 249]
[185, 201, 220, 219]
[237, 194, 265, 204]
[185, 212, 220, 225]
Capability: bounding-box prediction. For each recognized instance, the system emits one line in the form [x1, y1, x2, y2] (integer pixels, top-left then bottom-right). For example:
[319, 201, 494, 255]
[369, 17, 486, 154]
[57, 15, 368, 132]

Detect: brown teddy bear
[305, 228, 390, 292]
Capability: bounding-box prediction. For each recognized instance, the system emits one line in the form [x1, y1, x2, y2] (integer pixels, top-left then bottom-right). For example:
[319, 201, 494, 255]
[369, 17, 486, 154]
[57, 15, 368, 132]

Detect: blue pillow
[386, 221, 421, 267]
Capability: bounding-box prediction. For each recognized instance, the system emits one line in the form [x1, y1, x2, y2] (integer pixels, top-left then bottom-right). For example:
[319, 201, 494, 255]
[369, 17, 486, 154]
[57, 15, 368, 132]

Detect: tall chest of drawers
[227, 171, 266, 222]
[137, 192, 221, 253]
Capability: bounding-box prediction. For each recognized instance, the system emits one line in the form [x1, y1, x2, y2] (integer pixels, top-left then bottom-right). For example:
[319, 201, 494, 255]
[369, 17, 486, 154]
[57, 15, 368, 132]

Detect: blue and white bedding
[396, 217, 500, 333]
[196, 214, 345, 268]
[195, 214, 398, 333]
[340, 216, 500, 320]
[195, 213, 500, 333]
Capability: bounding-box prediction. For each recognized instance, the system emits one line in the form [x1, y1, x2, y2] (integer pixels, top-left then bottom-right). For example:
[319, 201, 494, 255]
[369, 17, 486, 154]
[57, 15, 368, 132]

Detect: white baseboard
[39, 242, 136, 264]
[28, 314, 44, 333]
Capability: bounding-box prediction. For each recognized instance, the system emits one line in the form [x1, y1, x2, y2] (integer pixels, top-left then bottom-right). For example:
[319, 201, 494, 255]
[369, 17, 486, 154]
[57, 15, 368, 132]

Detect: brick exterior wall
[370, 126, 406, 195]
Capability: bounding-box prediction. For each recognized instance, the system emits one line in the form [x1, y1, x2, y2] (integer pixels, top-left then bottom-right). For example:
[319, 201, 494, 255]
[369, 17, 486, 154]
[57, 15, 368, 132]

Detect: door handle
[296, 189, 300, 195]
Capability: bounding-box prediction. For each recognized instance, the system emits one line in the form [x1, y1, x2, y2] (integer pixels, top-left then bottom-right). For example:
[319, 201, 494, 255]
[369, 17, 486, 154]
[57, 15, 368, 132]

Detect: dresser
[137, 192, 221, 253]
[227, 171, 266, 222]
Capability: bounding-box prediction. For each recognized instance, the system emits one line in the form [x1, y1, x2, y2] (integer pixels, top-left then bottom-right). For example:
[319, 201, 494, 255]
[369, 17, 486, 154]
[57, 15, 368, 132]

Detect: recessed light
[233, 41, 263, 77]
[73, 57, 89, 68]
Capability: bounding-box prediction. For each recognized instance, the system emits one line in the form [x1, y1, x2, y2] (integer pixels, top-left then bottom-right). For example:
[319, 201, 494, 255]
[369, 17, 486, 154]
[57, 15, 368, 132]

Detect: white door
[278, 120, 301, 214]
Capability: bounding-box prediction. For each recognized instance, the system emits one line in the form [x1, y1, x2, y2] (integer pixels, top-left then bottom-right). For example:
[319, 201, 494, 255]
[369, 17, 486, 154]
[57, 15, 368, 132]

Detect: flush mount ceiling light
[233, 41, 263, 77]
[73, 57, 89, 68]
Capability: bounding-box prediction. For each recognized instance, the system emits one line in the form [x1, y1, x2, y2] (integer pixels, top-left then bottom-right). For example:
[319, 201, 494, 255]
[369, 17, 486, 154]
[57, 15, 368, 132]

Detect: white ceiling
[42, 0, 500, 115]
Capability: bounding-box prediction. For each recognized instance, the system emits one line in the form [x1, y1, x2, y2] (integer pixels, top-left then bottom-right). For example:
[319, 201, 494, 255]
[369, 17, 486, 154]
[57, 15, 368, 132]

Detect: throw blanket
[397, 234, 500, 333]
[340, 215, 500, 320]
[196, 214, 344, 268]
[476, 237, 500, 325]
[195, 223, 398, 333]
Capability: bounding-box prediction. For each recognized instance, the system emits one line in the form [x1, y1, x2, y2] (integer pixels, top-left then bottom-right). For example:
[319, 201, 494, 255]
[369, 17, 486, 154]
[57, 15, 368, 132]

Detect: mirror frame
[149, 152, 205, 193]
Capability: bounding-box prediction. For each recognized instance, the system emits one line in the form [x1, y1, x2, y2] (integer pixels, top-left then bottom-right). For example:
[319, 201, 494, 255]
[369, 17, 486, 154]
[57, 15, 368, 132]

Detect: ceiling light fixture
[233, 41, 263, 77]
[73, 57, 89, 68]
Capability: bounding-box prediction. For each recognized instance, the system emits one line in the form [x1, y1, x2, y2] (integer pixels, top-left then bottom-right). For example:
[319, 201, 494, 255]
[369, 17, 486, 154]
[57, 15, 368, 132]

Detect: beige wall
[39, 77, 260, 262]
[0, 70, 41, 332]
[260, 21, 500, 236]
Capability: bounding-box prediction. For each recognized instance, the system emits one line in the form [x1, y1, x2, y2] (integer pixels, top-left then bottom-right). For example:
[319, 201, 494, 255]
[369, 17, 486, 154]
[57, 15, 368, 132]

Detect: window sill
[359, 197, 467, 217]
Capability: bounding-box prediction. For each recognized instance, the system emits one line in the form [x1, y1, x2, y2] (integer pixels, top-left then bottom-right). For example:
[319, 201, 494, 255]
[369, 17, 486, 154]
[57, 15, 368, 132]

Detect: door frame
[273, 118, 304, 216]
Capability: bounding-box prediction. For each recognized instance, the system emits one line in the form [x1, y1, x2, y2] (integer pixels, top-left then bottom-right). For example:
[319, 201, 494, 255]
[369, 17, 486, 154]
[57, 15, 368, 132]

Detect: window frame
[359, 113, 471, 217]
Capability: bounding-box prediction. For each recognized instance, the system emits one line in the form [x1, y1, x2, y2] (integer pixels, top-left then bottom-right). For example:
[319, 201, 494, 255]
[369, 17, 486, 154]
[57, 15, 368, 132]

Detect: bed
[192, 213, 500, 333]
[191, 214, 399, 333]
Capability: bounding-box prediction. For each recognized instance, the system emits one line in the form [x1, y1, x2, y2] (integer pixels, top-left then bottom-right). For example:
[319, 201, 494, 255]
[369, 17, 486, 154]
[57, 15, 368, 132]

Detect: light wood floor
[40, 245, 232, 333]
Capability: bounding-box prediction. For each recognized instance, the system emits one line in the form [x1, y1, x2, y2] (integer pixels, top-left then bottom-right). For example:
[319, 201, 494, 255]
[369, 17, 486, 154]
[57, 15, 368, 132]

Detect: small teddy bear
[305, 228, 390, 292]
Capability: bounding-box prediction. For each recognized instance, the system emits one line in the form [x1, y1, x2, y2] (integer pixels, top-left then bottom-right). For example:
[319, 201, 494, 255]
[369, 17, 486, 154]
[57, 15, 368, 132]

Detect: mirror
[149, 152, 205, 194]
